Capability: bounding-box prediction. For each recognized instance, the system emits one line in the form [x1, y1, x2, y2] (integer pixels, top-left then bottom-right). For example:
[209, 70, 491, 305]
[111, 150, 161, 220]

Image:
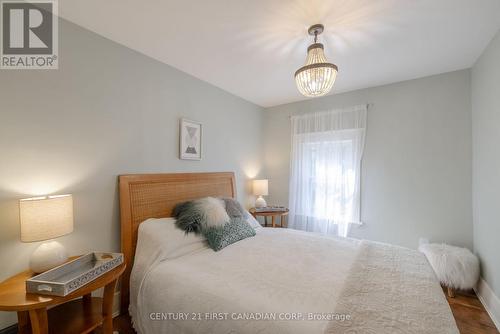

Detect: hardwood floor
[106, 289, 499, 334]
[96, 314, 135, 334]
[445, 288, 499, 334]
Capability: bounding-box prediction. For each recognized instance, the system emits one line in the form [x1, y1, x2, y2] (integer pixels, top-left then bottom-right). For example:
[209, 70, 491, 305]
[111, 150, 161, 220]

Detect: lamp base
[255, 196, 267, 208]
[30, 240, 68, 273]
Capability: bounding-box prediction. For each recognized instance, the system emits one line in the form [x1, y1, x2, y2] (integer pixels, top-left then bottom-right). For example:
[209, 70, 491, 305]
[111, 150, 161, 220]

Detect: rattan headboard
[118, 172, 236, 312]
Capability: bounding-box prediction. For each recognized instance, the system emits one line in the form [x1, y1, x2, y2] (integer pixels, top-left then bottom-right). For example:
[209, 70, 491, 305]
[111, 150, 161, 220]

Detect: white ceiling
[59, 0, 500, 107]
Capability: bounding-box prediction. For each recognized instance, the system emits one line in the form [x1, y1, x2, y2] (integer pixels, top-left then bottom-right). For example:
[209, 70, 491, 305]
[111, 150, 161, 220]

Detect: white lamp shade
[20, 194, 74, 242]
[253, 179, 269, 196]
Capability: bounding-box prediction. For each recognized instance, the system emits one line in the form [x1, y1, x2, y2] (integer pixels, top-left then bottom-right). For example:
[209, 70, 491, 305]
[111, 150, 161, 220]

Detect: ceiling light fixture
[295, 24, 338, 98]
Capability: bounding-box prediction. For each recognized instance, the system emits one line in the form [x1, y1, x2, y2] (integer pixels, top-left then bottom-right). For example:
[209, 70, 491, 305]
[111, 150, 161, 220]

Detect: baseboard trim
[0, 324, 17, 334]
[474, 277, 500, 330]
[112, 291, 121, 317]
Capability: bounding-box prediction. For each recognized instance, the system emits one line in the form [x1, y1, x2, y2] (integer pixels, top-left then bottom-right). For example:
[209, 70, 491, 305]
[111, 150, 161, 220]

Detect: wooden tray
[26, 252, 123, 296]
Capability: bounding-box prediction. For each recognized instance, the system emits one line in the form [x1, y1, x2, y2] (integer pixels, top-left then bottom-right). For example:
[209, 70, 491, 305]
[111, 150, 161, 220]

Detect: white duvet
[130, 218, 458, 334]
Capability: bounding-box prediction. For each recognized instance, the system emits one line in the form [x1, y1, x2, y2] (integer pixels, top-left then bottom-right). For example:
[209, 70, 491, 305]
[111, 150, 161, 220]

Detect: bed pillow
[173, 197, 256, 251]
[246, 211, 262, 229]
[173, 197, 230, 233]
[196, 197, 230, 229]
[222, 198, 261, 229]
[203, 217, 256, 251]
[222, 197, 246, 218]
[136, 218, 207, 261]
[172, 201, 202, 233]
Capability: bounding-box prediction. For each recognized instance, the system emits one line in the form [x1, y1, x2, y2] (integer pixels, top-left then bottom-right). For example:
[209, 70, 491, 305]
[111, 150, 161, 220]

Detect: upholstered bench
[419, 243, 480, 297]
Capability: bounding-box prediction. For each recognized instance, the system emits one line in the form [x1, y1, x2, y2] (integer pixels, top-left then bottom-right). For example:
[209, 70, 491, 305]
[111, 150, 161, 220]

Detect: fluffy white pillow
[194, 197, 230, 229]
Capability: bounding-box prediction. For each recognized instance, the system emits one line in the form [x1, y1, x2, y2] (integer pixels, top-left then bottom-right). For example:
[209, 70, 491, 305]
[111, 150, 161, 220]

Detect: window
[288, 106, 367, 237]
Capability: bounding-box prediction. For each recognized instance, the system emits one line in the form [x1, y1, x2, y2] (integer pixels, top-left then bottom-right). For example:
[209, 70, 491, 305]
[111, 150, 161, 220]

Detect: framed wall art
[179, 118, 202, 160]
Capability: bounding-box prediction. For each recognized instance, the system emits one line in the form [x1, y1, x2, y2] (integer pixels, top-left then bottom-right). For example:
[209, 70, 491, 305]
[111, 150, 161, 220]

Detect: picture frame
[179, 118, 202, 160]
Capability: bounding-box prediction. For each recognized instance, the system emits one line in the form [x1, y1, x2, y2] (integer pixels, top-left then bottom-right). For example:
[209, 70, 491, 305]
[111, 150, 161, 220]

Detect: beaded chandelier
[295, 24, 338, 97]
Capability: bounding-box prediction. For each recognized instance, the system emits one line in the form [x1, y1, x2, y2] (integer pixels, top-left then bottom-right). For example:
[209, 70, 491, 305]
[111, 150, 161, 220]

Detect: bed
[119, 172, 459, 334]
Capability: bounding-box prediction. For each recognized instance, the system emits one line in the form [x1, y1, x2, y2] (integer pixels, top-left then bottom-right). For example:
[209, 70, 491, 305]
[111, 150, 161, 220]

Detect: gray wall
[264, 70, 473, 250]
[471, 29, 500, 297]
[0, 19, 264, 329]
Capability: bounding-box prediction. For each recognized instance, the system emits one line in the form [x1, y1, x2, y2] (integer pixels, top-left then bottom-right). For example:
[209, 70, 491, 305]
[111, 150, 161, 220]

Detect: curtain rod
[288, 103, 372, 119]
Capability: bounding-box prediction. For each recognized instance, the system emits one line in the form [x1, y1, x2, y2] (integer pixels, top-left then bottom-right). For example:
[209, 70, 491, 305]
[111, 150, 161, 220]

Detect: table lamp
[19, 194, 74, 273]
[252, 179, 268, 208]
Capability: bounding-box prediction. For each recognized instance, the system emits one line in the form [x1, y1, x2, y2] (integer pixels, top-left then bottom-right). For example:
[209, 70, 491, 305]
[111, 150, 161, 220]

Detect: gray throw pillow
[203, 217, 256, 251]
[222, 197, 247, 219]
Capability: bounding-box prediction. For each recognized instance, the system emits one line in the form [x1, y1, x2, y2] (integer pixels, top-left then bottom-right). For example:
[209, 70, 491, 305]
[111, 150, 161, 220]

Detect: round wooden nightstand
[0, 256, 125, 334]
[249, 208, 289, 228]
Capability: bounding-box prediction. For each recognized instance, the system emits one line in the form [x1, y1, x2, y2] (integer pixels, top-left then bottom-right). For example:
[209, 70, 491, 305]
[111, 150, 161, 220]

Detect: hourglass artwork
[179, 118, 202, 160]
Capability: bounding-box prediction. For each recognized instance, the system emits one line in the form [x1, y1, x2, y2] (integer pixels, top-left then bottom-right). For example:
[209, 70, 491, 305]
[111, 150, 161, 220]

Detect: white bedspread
[130, 219, 458, 334]
[326, 241, 459, 334]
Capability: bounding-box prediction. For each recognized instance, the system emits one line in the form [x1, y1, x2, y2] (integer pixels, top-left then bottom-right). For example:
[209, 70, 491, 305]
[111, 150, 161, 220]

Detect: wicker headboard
[118, 172, 236, 312]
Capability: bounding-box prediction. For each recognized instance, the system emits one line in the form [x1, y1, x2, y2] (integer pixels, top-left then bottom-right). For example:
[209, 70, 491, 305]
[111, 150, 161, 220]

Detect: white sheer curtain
[288, 105, 367, 238]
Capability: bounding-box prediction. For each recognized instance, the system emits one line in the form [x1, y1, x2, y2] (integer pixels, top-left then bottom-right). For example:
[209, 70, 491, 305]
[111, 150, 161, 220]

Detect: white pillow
[246, 211, 262, 229]
[130, 218, 207, 317]
[136, 218, 207, 261]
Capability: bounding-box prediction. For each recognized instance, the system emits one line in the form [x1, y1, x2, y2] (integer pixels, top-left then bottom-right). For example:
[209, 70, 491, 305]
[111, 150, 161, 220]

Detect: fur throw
[419, 243, 479, 290]
[173, 197, 230, 233]
[195, 197, 230, 229]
